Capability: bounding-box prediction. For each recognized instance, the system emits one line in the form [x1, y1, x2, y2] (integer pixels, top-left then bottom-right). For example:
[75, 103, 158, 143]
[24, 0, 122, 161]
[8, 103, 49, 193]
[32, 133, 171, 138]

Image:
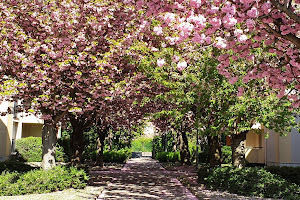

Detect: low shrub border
[156, 152, 180, 163]
[103, 149, 132, 163]
[200, 166, 300, 200]
[266, 166, 300, 186]
[0, 166, 89, 196]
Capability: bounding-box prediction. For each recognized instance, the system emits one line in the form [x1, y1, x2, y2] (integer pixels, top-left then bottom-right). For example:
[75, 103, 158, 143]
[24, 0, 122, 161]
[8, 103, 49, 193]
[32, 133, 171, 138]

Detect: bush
[103, 149, 132, 163]
[205, 166, 300, 199]
[152, 134, 175, 158]
[0, 166, 88, 196]
[222, 146, 232, 164]
[15, 137, 68, 162]
[266, 166, 300, 186]
[131, 137, 153, 152]
[156, 152, 180, 163]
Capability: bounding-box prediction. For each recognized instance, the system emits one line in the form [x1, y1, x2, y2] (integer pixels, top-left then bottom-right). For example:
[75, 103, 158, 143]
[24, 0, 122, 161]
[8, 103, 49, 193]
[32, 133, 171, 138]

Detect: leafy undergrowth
[203, 166, 300, 200]
[0, 165, 88, 196]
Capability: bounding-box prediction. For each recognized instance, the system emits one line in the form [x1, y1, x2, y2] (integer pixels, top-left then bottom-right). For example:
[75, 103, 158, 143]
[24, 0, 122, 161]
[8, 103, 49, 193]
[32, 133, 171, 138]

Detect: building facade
[0, 101, 61, 161]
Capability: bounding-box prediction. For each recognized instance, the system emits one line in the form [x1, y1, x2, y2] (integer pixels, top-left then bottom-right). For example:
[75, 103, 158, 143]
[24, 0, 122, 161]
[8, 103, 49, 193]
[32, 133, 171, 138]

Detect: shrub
[152, 134, 175, 158]
[205, 166, 300, 199]
[15, 137, 68, 162]
[266, 166, 300, 186]
[0, 166, 88, 196]
[156, 152, 180, 163]
[131, 137, 153, 152]
[222, 146, 232, 164]
[103, 149, 132, 163]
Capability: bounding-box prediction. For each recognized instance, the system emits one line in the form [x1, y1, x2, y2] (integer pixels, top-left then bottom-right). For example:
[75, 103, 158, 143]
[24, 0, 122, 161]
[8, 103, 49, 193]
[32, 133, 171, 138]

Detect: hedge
[203, 166, 300, 199]
[0, 166, 88, 196]
[15, 137, 68, 162]
[156, 152, 180, 163]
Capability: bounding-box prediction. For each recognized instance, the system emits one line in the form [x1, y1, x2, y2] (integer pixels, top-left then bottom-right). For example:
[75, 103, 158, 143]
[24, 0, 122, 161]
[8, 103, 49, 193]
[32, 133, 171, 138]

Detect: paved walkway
[89, 157, 198, 200]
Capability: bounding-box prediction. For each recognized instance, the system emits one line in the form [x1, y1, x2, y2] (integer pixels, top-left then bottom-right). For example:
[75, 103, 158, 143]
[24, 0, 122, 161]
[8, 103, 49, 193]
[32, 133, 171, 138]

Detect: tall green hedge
[15, 137, 68, 162]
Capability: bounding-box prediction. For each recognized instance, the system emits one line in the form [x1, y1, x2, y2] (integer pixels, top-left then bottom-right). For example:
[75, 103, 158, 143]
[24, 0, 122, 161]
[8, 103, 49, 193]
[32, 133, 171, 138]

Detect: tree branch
[271, 0, 300, 25]
[262, 22, 300, 49]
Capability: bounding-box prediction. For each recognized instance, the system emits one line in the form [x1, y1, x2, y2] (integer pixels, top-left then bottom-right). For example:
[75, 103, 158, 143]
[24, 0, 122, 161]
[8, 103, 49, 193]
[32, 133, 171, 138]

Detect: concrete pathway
[90, 156, 198, 200]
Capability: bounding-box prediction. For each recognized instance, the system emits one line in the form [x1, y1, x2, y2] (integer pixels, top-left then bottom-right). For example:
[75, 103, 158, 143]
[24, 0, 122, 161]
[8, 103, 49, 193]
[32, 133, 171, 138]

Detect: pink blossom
[205, 36, 212, 44]
[243, 76, 250, 83]
[172, 55, 180, 63]
[157, 58, 166, 67]
[246, 19, 255, 29]
[177, 61, 187, 71]
[164, 13, 176, 24]
[153, 26, 163, 36]
[237, 87, 244, 97]
[208, 5, 219, 14]
[221, 3, 236, 15]
[229, 76, 239, 84]
[209, 17, 221, 28]
[261, 2, 271, 14]
[189, 14, 206, 30]
[231, 55, 238, 61]
[190, 0, 201, 8]
[214, 37, 227, 49]
[240, 0, 255, 3]
[192, 32, 205, 44]
[223, 14, 237, 28]
[234, 29, 243, 36]
[247, 7, 258, 18]
[237, 34, 248, 43]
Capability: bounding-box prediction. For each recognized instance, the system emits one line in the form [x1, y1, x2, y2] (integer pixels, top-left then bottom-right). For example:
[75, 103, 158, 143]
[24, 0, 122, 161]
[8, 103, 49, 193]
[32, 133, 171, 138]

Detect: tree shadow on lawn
[0, 160, 38, 173]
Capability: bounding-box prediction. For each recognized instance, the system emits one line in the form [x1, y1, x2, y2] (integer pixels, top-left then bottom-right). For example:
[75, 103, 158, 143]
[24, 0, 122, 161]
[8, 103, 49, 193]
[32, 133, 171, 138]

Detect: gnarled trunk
[42, 123, 57, 170]
[207, 135, 221, 168]
[178, 128, 191, 165]
[231, 131, 248, 168]
[70, 118, 85, 166]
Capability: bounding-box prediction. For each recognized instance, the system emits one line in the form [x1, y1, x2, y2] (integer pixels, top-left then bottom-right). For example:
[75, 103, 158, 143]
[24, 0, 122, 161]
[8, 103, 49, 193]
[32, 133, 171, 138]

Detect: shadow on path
[89, 156, 198, 200]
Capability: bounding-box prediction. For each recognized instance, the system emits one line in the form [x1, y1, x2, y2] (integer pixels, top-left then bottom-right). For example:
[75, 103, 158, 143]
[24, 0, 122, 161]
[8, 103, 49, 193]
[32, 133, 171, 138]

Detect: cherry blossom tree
[125, 0, 299, 106]
[0, 0, 143, 169]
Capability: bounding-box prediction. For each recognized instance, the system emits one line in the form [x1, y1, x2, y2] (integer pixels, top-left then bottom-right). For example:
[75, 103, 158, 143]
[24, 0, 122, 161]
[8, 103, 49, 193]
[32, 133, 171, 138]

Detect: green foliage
[156, 152, 180, 163]
[152, 133, 175, 158]
[15, 137, 68, 162]
[15, 137, 42, 162]
[266, 166, 300, 186]
[205, 166, 300, 199]
[83, 126, 135, 161]
[222, 146, 232, 164]
[131, 137, 153, 152]
[57, 130, 71, 162]
[103, 149, 132, 163]
[0, 166, 88, 196]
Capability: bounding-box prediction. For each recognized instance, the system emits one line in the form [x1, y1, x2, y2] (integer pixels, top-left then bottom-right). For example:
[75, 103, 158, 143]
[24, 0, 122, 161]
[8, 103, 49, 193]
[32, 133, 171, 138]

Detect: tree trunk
[42, 123, 57, 170]
[231, 131, 248, 168]
[207, 135, 221, 168]
[70, 118, 85, 166]
[178, 129, 191, 165]
[96, 129, 107, 167]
